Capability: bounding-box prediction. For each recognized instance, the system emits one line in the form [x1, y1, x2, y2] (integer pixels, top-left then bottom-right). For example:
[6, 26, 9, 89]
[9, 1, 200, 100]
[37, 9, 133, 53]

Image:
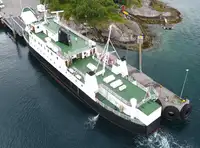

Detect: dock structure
[0, 0, 39, 37]
[1, 15, 25, 37]
[127, 64, 191, 120]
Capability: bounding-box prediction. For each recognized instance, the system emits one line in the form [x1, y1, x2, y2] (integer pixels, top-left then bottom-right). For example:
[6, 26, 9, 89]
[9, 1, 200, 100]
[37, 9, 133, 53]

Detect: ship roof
[33, 18, 90, 56]
[72, 57, 160, 115]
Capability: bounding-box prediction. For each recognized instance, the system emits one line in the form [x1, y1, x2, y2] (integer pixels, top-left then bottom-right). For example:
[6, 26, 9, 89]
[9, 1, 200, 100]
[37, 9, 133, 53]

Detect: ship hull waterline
[27, 45, 160, 136]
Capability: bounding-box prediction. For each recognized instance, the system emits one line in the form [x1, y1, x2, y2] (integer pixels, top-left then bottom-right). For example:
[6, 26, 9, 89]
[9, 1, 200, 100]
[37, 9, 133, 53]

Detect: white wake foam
[133, 130, 192, 148]
[84, 114, 99, 130]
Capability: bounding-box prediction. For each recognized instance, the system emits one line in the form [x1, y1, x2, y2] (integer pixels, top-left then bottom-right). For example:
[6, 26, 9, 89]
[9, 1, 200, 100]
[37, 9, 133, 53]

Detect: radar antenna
[51, 10, 64, 23]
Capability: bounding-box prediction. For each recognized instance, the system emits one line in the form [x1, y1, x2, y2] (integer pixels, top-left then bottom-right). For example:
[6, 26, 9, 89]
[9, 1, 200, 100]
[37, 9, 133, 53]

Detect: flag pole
[180, 69, 189, 98]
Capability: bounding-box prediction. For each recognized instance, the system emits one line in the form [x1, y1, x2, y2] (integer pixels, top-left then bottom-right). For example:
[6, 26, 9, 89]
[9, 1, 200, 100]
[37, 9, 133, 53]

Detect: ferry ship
[20, 6, 162, 135]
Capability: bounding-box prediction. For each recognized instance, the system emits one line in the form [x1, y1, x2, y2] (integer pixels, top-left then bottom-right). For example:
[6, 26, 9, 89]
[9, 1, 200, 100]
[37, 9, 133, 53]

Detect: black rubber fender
[162, 106, 180, 121]
[180, 103, 192, 120]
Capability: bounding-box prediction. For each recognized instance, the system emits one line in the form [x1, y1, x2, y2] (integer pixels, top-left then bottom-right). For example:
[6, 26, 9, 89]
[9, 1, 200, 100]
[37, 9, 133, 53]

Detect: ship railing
[68, 46, 90, 57]
[135, 82, 148, 92]
[152, 88, 159, 97]
[136, 94, 157, 108]
[92, 56, 112, 71]
[72, 67, 85, 78]
[99, 84, 131, 106]
[97, 99, 144, 125]
[92, 55, 149, 93]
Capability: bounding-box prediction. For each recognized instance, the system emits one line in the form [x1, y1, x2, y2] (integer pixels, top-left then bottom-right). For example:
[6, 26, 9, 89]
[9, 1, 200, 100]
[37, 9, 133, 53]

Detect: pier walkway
[1, 15, 25, 37]
[127, 65, 189, 110]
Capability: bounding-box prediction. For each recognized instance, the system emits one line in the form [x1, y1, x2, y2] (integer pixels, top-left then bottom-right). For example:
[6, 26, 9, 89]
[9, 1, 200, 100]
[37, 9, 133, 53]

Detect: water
[0, 0, 199, 147]
[84, 114, 99, 130]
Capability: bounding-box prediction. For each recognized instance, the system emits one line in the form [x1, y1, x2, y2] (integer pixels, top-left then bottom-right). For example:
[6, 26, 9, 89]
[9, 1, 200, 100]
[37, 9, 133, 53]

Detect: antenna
[51, 10, 64, 23]
[180, 69, 189, 98]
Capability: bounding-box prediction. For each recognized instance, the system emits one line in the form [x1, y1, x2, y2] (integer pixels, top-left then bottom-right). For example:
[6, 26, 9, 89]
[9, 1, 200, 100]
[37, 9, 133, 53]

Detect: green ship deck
[33, 18, 89, 55]
[72, 57, 160, 115]
[32, 17, 160, 116]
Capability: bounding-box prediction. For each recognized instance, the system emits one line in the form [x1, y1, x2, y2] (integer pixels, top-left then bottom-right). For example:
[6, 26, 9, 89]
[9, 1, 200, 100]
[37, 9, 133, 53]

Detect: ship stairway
[1, 16, 25, 37]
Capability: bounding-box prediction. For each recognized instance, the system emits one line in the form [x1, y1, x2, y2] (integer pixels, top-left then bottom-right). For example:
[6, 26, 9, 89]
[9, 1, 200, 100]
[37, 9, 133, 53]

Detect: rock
[128, 0, 171, 17]
[101, 21, 141, 43]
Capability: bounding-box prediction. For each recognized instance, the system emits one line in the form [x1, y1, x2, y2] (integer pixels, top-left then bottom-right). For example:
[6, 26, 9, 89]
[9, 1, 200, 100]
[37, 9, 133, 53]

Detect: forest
[40, 0, 140, 27]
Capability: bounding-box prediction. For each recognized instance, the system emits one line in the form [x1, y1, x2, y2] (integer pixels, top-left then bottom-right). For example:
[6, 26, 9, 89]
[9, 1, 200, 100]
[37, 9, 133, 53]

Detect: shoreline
[75, 0, 182, 51]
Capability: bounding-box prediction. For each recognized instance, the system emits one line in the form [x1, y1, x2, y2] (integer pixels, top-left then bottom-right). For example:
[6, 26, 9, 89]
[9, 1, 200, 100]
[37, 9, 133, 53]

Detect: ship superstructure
[20, 6, 162, 135]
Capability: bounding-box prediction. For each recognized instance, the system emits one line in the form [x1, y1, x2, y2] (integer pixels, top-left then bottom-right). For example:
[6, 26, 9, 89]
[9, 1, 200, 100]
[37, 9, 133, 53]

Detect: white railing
[72, 67, 85, 78]
[153, 88, 159, 97]
[99, 84, 131, 106]
[68, 46, 90, 56]
[136, 94, 157, 108]
[92, 56, 112, 71]
[97, 100, 144, 125]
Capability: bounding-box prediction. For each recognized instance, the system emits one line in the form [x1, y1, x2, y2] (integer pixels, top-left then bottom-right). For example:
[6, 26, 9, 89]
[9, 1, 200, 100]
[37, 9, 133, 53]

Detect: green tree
[43, 0, 123, 27]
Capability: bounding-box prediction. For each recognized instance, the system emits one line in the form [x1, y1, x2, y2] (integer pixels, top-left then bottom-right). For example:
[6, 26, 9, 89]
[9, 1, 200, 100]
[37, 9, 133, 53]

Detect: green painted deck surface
[34, 19, 89, 55]
[35, 32, 47, 41]
[72, 57, 145, 102]
[43, 18, 60, 34]
[72, 57, 160, 115]
[138, 100, 160, 115]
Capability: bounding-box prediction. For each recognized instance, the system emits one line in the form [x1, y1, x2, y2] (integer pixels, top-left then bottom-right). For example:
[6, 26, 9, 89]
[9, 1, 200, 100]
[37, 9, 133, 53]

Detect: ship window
[51, 52, 53, 55]
[47, 50, 49, 52]
[37, 26, 39, 29]
[57, 57, 58, 60]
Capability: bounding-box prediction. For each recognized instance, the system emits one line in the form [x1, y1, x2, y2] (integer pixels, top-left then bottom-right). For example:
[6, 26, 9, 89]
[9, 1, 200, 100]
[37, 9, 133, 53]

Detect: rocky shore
[64, 0, 182, 51]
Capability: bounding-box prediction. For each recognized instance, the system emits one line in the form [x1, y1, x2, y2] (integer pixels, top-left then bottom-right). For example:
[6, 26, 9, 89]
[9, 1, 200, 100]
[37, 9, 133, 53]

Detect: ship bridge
[31, 16, 96, 60]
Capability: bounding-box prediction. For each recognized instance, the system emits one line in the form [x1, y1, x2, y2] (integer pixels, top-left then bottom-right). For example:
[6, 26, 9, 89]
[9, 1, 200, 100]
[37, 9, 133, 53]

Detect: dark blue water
[0, 0, 199, 147]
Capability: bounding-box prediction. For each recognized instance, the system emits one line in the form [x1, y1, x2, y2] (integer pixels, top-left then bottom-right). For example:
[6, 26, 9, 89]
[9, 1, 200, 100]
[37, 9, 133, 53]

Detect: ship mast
[95, 24, 120, 75]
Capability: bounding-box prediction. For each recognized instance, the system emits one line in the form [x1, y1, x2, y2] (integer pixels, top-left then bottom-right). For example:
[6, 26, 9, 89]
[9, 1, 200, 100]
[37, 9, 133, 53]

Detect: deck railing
[97, 99, 144, 125]
[136, 94, 157, 108]
[99, 84, 131, 106]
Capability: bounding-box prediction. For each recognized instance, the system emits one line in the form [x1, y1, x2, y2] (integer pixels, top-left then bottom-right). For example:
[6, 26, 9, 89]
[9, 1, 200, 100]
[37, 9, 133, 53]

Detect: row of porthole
[31, 35, 60, 60]
[31, 40, 62, 69]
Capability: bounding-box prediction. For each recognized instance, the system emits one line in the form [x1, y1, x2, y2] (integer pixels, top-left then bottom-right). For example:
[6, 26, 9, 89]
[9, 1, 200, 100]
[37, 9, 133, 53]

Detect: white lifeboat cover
[20, 11, 37, 25]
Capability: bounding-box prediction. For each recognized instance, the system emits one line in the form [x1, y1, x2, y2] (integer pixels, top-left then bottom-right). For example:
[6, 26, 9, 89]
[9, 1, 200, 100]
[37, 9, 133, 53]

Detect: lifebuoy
[162, 106, 180, 121]
[180, 103, 192, 120]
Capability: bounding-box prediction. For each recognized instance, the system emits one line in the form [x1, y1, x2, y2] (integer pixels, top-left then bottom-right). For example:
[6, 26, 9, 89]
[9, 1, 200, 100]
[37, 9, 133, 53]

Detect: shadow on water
[3, 27, 27, 58]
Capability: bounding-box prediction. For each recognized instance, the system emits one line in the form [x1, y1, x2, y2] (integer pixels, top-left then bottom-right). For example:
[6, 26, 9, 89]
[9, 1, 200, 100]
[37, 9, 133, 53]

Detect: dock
[0, 1, 192, 121]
